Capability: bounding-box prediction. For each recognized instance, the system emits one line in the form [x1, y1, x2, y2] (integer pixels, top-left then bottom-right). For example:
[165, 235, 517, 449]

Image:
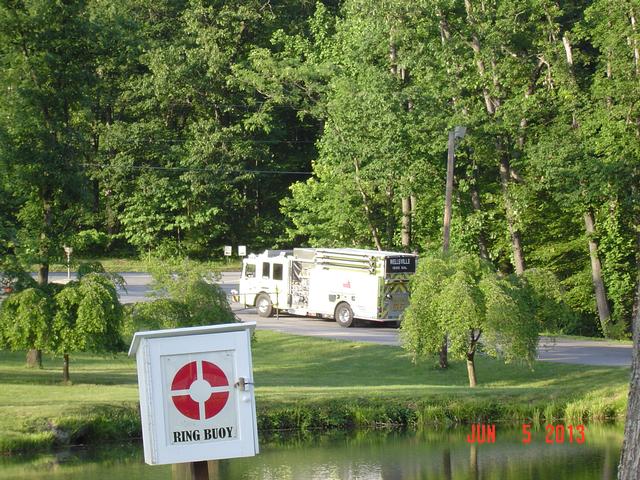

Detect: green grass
[39, 257, 243, 273]
[0, 330, 630, 453]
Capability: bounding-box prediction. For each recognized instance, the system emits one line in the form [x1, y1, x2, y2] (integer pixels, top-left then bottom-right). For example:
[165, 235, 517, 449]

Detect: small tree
[123, 259, 237, 344]
[0, 288, 53, 356]
[400, 254, 539, 387]
[149, 258, 236, 324]
[0, 269, 124, 382]
[52, 274, 123, 383]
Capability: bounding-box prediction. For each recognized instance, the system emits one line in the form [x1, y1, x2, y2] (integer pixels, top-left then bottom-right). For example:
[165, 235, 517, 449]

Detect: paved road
[236, 306, 632, 366]
[48, 271, 633, 367]
[48, 271, 239, 303]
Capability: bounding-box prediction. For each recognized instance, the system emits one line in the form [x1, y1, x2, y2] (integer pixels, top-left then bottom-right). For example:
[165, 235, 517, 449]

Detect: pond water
[0, 425, 624, 480]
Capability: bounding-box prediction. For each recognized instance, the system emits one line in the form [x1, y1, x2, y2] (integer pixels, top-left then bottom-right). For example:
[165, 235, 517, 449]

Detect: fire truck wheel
[335, 302, 354, 328]
[256, 293, 274, 317]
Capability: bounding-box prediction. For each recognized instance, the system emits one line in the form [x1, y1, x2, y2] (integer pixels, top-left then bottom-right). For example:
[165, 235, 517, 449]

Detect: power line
[80, 163, 313, 176]
[109, 138, 317, 145]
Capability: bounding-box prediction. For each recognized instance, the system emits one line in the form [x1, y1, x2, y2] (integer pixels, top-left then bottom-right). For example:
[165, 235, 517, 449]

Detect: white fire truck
[237, 248, 417, 327]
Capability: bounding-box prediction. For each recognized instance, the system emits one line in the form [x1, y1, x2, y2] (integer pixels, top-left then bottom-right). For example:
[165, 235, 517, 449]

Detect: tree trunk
[26, 350, 42, 369]
[467, 330, 480, 387]
[29, 193, 53, 368]
[499, 154, 525, 274]
[353, 158, 383, 251]
[470, 163, 489, 260]
[63, 353, 70, 383]
[464, 0, 525, 273]
[469, 444, 479, 480]
[466, 353, 477, 387]
[583, 209, 612, 336]
[630, 8, 639, 77]
[603, 443, 613, 480]
[632, 231, 640, 332]
[443, 131, 455, 253]
[385, 183, 395, 247]
[442, 448, 452, 480]
[560, 34, 613, 336]
[617, 275, 640, 478]
[391, 35, 413, 254]
[438, 131, 457, 369]
[401, 196, 412, 252]
[439, 337, 449, 369]
[37, 195, 52, 286]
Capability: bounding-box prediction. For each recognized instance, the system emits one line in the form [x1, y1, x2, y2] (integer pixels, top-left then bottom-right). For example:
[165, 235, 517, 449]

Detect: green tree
[123, 259, 237, 343]
[279, 0, 436, 250]
[0, 273, 123, 382]
[0, 287, 53, 355]
[51, 273, 123, 383]
[400, 253, 539, 387]
[93, 0, 326, 256]
[0, 0, 98, 285]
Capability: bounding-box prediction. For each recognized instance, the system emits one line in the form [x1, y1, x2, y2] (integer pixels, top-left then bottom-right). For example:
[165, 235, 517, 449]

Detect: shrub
[70, 229, 110, 257]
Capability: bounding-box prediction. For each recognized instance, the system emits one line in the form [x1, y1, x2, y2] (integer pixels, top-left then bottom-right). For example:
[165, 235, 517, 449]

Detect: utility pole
[442, 126, 466, 253]
[440, 126, 466, 369]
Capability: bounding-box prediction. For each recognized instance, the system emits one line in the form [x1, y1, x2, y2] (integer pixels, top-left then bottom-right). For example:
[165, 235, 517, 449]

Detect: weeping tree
[0, 287, 54, 359]
[0, 272, 123, 383]
[51, 273, 123, 383]
[400, 253, 539, 387]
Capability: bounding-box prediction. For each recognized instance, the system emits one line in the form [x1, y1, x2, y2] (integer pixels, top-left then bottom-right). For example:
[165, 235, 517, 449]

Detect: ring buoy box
[129, 322, 258, 465]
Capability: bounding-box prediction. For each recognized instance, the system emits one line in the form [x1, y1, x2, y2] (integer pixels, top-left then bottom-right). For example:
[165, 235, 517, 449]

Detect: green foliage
[122, 300, 190, 343]
[401, 253, 540, 376]
[0, 0, 99, 275]
[0, 256, 37, 293]
[77, 261, 107, 278]
[76, 261, 125, 290]
[51, 274, 124, 355]
[0, 0, 638, 339]
[70, 230, 110, 257]
[149, 259, 236, 324]
[520, 268, 576, 334]
[0, 288, 52, 352]
[123, 258, 237, 343]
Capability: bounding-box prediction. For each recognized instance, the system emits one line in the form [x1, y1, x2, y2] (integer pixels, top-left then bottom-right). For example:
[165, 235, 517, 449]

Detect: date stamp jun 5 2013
[466, 423, 586, 445]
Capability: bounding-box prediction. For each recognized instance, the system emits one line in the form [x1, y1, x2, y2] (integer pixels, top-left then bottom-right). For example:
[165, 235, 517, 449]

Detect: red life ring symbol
[170, 360, 230, 420]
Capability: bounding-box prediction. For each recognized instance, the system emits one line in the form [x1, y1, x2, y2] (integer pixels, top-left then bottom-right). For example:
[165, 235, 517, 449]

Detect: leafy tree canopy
[401, 253, 540, 386]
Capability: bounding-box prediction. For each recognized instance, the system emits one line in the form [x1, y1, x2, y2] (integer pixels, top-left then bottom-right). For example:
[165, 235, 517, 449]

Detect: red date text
[522, 424, 585, 445]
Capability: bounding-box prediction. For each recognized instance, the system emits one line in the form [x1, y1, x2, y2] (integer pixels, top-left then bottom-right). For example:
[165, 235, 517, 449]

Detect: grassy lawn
[0, 330, 630, 452]
[252, 332, 629, 401]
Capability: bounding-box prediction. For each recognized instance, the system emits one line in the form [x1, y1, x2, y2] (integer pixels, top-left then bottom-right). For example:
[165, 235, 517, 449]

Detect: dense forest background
[0, 0, 638, 338]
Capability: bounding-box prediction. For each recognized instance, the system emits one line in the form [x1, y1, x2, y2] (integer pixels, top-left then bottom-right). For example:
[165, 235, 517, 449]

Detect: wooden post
[442, 131, 455, 253]
[191, 461, 209, 480]
[172, 460, 219, 480]
[439, 130, 457, 369]
[401, 196, 412, 252]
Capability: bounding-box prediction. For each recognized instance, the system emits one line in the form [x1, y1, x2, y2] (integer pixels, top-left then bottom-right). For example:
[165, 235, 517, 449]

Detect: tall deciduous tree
[94, 0, 325, 256]
[618, 278, 640, 478]
[0, 0, 97, 285]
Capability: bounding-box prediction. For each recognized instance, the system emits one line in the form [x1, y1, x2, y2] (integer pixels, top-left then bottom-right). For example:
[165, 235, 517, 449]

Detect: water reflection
[0, 426, 623, 480]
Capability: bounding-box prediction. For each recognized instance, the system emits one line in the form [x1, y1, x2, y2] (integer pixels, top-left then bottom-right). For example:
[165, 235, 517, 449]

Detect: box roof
[128, 322, 256, 357]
